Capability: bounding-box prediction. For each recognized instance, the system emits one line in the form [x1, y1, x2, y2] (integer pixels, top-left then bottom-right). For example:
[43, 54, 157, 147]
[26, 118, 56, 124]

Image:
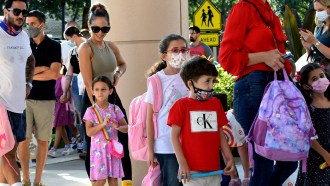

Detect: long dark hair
[297, 63, 330, 104]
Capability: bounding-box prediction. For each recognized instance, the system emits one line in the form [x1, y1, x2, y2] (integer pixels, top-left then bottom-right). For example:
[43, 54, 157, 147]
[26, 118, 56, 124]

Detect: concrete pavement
[25, 151, 90, 186]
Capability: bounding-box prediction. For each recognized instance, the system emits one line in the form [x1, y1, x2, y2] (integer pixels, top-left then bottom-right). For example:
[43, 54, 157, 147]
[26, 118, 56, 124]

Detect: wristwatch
[26, 82, 33, 89]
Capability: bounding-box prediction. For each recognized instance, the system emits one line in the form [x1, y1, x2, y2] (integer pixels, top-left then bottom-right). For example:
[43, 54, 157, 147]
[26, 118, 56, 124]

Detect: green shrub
[213, 66, 235, 109]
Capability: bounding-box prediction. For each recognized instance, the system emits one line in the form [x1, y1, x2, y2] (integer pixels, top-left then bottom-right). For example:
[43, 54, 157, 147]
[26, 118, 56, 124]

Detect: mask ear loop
[190, 80, 198, 93]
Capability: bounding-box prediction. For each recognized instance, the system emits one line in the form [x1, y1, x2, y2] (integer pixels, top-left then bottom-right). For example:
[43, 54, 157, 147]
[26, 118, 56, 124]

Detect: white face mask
[316, 10, 329, 22]
[168, 53, 188, 69]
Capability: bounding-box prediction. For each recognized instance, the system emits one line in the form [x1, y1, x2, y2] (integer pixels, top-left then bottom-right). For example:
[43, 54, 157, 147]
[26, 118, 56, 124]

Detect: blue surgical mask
[68, 40, 76, 47]
[191, 81, 213, 101]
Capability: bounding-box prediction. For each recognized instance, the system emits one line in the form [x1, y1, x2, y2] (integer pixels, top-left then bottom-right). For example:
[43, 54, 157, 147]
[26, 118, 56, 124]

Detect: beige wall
[91, 0, 188, 185]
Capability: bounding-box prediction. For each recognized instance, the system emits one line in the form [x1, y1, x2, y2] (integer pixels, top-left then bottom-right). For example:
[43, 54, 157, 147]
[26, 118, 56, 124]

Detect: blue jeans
[234, 71, 297, 186]
[155, 153, 182, 186]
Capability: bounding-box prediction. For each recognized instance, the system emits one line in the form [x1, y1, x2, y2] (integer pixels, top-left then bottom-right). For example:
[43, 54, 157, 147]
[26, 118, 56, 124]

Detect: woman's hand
[299, 29, 317, 46]
[113, 72, 120, 87]
[263, 49, 285, 71]
[60, 93, 69, 103]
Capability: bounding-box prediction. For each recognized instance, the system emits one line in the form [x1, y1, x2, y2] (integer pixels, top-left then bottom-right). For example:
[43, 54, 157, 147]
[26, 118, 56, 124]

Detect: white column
[91, 1, 188, 185]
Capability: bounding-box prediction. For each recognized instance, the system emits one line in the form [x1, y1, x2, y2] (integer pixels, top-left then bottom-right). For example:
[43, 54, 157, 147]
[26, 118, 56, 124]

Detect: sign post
[193, 0, 222, 58]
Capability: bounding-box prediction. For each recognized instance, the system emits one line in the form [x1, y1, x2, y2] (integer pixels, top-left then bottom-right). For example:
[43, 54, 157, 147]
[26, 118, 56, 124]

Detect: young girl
[83, 76, 128, 186]
[48, 65, 74, 157]
[146, 34, 189, 186]
[296, 63, 330, 185]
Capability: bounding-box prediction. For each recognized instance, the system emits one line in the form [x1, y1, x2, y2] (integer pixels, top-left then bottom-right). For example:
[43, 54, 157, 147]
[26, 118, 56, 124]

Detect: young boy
[167, 57, 235, 186]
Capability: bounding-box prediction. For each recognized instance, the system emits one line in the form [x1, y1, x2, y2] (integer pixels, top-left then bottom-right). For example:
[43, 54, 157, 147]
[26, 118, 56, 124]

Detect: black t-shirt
[28, 35, 61, 100]
[69, 48, 80, 74]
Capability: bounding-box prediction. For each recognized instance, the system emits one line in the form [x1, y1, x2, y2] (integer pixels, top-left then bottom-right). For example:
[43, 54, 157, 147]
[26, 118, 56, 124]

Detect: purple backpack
[247, 69, 315, 172]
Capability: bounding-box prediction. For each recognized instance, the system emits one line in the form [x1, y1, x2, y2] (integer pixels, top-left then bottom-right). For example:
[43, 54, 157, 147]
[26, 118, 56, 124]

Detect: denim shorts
[7, 110, 26, 143]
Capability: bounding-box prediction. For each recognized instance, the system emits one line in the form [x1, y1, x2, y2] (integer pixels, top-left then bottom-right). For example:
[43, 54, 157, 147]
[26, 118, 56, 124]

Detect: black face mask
[191, 81, 213, 101]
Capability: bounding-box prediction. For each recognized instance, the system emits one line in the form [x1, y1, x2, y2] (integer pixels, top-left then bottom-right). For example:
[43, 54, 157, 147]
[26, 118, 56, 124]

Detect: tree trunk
[82, 0, 90, 29]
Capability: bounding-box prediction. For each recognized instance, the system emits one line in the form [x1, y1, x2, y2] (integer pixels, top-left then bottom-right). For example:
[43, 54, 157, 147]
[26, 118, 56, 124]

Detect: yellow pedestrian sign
[200, 33, 219, 46]
[193, 0, 221, 31]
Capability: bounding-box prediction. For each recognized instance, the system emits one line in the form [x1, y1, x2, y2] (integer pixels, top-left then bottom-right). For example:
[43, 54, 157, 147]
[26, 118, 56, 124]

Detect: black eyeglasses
[7, 8, 29, 17]
[91, 26, 111, 33]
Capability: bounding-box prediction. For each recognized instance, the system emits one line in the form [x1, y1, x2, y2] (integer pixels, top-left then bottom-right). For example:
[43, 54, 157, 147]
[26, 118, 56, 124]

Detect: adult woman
[219, 0, 297, 185]
[78, 3, 131, 183]
[300, 0, 330, 65]
[62, 26, 86, 155]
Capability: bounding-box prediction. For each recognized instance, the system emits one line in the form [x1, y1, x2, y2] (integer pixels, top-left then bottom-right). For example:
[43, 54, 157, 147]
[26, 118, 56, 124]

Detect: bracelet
[26, 82, 33, 89]
[115, 70, 121, 76]
[314, 40, 321, 47]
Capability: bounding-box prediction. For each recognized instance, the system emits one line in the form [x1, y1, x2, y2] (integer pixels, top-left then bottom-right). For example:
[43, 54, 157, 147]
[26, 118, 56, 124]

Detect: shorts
[223, 109, 246, 147]
[7, 110, 26, 143]
[25, 100, 55, 141]
[182, 172, 221, 186]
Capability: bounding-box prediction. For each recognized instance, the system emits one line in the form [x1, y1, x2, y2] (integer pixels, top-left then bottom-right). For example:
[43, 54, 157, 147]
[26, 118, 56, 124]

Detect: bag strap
[147, 74, 162, 138]
[92, 105, 111, 141]
[243, 0, 269, 27]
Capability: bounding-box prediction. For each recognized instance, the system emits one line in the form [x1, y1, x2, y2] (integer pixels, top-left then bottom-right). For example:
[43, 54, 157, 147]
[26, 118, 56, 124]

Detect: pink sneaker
[229, 178, 242, 186]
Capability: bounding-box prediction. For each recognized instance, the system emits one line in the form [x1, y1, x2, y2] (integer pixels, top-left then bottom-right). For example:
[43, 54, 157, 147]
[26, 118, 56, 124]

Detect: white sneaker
[61, 145, 73, 156]
[48, 147, 57, 158]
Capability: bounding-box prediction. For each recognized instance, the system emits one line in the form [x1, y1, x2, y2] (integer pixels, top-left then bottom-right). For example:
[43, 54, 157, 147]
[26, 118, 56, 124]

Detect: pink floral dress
[83, 103, 125, 181]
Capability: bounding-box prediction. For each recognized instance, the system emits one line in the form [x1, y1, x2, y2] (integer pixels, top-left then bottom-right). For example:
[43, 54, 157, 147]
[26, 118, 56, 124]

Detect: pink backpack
[247, 69, 315, 172]
[128, 74, 162, 161]
[0, 104, 19, 175]
[142, 165, 162, 186]
[0, 105, 15, 157]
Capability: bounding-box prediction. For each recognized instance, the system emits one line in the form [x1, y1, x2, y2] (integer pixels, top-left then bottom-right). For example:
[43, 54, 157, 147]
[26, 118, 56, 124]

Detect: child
[295, 63, 330, 185]
[225, 109, 250, 186]
[48, 65, 74, 157]
[145, 34, 189, 186]
[168, 56, 235, 186]
[83, 76, 128, 186]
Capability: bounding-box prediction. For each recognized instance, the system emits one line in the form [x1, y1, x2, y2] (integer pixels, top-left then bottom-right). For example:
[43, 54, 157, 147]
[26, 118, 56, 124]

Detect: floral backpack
[247, 69, 316, 172]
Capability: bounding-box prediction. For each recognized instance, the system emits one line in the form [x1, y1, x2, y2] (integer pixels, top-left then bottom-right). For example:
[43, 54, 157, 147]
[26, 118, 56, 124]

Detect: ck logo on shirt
[190, 111, 218, 132]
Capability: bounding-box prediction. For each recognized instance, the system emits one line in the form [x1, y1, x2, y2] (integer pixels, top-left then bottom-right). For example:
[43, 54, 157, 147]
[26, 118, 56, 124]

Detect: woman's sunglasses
[91, 26, 111, 33]
[7, 8, 29, 17]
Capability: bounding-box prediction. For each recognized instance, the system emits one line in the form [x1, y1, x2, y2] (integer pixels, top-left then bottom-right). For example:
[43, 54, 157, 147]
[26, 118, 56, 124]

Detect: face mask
[316, 10, 329, 22]
[68, 40, 76, 47]
[27, 25, 41, 38]
[191, 81, 213, 101]
[311, 77, 330, 93]
[168, 52, 188, 69]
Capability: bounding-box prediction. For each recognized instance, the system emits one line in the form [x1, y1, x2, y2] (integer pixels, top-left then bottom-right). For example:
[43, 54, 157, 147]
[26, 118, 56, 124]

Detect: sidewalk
[25, 151, 90, 186]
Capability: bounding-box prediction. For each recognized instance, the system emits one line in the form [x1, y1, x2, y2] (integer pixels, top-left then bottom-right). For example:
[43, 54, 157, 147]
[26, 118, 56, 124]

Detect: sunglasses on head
[91, 26, 111, 33]
[7, 8, 29, 17]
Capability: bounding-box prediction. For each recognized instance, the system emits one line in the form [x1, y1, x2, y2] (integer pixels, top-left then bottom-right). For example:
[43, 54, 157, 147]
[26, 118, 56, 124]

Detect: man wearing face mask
[189, 26, 213, 58]
[18, 10, 61, 186]
[299, 0, 330, 67]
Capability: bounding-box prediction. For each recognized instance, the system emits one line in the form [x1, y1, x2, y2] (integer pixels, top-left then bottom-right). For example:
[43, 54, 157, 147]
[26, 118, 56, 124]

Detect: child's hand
[111, 120, 119, 130]
[223, 158, 235, 176]
[178, 162, 190, 184]
[102, 114, 111, 127]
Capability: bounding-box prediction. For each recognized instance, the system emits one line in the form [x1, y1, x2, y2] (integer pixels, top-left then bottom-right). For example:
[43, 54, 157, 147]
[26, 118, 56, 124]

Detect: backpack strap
[147, 74, 162, 139]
